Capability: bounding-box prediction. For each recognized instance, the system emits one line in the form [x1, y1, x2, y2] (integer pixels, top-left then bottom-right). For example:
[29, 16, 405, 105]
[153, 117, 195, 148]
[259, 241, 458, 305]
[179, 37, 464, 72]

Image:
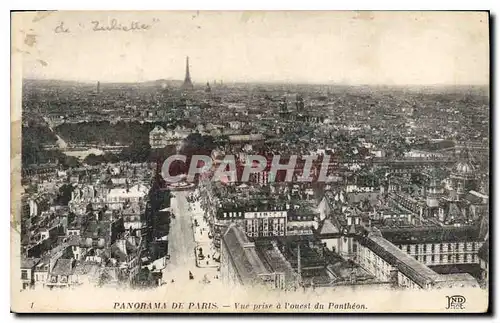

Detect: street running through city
[159, 190, 220, 289]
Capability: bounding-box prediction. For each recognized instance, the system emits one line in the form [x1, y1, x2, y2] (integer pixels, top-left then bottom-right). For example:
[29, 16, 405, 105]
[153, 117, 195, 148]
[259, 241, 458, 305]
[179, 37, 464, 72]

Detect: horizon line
[22, 77, 489, 88]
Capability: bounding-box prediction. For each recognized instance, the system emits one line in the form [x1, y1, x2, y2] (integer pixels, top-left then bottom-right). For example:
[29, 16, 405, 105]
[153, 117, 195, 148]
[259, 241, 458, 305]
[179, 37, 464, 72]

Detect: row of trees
[55, 121, 192, 146]
[82, 132, 217, 167]
[22, 138, 81, 168]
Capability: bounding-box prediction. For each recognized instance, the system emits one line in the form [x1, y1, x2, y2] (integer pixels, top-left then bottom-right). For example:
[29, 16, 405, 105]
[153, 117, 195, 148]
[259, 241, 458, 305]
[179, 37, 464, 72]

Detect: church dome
[453, 161, 476, 176]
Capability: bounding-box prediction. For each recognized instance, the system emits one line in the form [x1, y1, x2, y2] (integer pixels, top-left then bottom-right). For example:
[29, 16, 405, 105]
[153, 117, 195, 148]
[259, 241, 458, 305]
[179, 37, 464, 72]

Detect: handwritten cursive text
[91, 19, 151, 32]
[54, 21, 70, 33]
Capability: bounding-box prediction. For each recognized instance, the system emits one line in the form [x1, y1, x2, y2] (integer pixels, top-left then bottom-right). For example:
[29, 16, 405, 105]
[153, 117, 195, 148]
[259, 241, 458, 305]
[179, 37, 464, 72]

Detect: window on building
[407, 245, 411, 253]
[431, 255, 435, 263]
[21, 270, 28, 280]
[440, 244, 444, 252]
[423, 245, 427, 253]
[423, 255, 427, 263]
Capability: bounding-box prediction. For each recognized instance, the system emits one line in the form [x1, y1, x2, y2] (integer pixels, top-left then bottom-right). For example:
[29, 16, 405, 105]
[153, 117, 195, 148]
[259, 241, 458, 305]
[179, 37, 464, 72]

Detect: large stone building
[215, 201, 288, 238]
[149, 125, 170, 149]
[214, 197, 319, 241]
[382, 226, 484, 268]
[149, 125, 190, 149]
[447, 157, 478, 198]
[356, 229, 479, 289]
[106, 183, 149, 208]
[220, 224, 287, 289]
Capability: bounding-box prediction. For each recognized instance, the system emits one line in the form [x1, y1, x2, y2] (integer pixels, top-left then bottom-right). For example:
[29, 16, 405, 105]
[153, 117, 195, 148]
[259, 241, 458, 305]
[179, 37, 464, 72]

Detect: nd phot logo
[445, 295, 466, 310]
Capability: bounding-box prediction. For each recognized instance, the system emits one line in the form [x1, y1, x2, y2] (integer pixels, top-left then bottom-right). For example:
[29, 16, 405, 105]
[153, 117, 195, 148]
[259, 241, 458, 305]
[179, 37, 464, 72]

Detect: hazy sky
[14, 11, 489, 85]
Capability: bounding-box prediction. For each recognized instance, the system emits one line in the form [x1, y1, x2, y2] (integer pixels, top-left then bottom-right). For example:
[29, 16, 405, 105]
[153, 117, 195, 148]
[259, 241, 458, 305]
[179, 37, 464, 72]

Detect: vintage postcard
[11, 11, 490, 313]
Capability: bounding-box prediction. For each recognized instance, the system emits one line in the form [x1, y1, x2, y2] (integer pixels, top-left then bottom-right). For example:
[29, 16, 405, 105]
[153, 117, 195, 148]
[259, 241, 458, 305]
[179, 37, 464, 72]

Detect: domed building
[447, 150, 478, 198]
[452, 160, 476, 177]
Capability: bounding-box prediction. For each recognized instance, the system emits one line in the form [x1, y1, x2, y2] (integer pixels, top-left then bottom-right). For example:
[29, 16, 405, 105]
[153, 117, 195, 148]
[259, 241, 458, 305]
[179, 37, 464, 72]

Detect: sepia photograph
[10, 10, 490, 313]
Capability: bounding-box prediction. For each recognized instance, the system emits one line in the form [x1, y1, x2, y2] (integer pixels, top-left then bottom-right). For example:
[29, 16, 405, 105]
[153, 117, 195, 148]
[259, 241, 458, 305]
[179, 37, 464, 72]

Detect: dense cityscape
[19, 56, 489, 292]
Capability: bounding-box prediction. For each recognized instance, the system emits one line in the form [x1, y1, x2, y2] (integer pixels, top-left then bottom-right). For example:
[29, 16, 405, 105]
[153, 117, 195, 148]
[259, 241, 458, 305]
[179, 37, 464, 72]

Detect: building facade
[355, 229, 479, 289]
[382, 226, 484, 267]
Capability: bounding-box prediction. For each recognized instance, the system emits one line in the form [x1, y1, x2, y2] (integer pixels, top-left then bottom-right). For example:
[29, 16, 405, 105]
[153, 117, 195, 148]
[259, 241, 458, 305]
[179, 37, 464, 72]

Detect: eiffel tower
[181, 56, 194, 91]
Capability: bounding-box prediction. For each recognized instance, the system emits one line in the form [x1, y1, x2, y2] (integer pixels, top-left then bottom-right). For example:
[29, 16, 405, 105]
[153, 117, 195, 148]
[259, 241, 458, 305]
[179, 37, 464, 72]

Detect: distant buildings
[22, 163, 60, 178]
[295, 94, 304, 112]
[149, 126, 170, 149]
[106, 183, 149, 207]
[149, 125, 190, 149]
[20, 73, 490, 293]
